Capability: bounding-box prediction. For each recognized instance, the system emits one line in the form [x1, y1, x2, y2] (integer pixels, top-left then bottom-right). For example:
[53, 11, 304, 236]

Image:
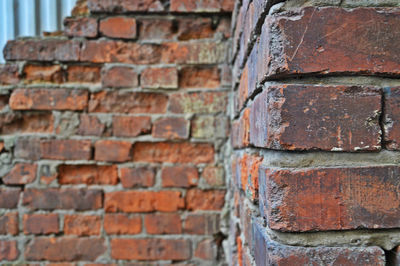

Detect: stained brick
[23, 65, 64, 83]
[152, 117, 189, 139]
[101, 66, 138, 88]
[104, 214, 141, 235]
[10, 88, 88, 111]
[67, 66, 101, 83]
[64, 17, 98, 38]
[202, 165, 225, 187]
[144, 213, 182, 234]
[23, 214, 59, 235]
[184, 214, 220, 235]
[0, 112, 54, 135]
[161, 42, 228, 64]
[88, 0, 165, 12]
[105, 191, 184, 213]
[112, 116, 151, 137]
[58, 165, 118, 185]
[0, 64, 19, 85]
[0, 188, 21, 209]
[3, 163, 37, 185]
[161, 165, 198, 188]
[0, 213, 18, 235]
[111, 239, 190, 260]
[120, 167, 155, 188]
[384, 87, 400, 150]
[195, 239, 216, 260]
[191, 115, 228, 139]
[169, 92, 227, 114]
[0, 240, 18, 261]
[78, 114, 106, 136]
[133, 142, 214, 163]
[40, 139, 92, 160]
[141, 67, 178, 89]
[64, 215, 101, 236]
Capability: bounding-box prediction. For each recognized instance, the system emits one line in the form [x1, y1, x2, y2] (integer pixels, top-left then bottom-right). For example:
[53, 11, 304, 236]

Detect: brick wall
[0, 0, 232, 264]
[229, 0, 400, 265]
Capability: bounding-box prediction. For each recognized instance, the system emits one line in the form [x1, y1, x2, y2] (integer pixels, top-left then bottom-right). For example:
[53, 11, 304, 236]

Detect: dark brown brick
[0, 213, 18, 235]
[0, 188, 20, 209]
[0, 112, 54, 135]
[144, 213, 182, 234]
[40, 139, 92, 160]
[120, 167, 155, 188]
[67, 66, 101, 83]
[184, 214, 219, 235]
[64, 17, 98, 38]
[262, 166, 400, 232]
[23, 214, 59, 235]
[101, 66, 138, 88]
[250, 85, 381, 151]
[384, 87, 400, 150]
[0, 64, 19, 85]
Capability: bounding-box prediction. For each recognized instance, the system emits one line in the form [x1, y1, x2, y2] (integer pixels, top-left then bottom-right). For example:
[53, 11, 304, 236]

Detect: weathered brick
[88, 0, 165, 12]
[250, 85, 381, 151]
[170, 0, 234, 12]
[64, 215, 101, 236]
[100, 17, 137, 39]
[179, 66, 220, 89]
[161, 165, 198, 188]
[0, 240, 18, 261]
[195, 239, 217, 260]
[23, 188, 102, 211]
[78, 114, 106, 136]
[263, 166, 400, 232]
[161, 41, 228, 64]
[3, 163, 37, 185]
[0, 96, 8, 111]
[101, 66, 138, 88]
[169, 92, 227, 114]
[40, 139, 92, 160]
[184, 214, 220, 235]
[152, 117, 189, 139]
[133, 142, 214, 163]
[104, 214, 141, 235]
[0, 64, 19, 85]
[64, 17, 98, 38]
[0, 112, 54, 135]
[141, 67, 178, 89]
[23, 214, 59, 235]
[236, 153, 262, 202]
[4, 39, 81, 61]
[0, 213, 18, 235]
[94, 140, 131, 162]
[144, 213, 182, 234]
[120, 167, 155, 188]
[261, 7, 400, 79]
[81, 40, 161, 64]
[111, 239, 190, 260]
[67, 66, 101, 83]
[89, 91, 168, 114]
[191, 115, 228, 139]
[112, 116, 151, 137]
[384, 87, 400, 150]
[105, 191, 184, 213]
[232, 108, 250, 148]
[0, 188, 20, 209]
[253, 221, 385, 265]
[58, 165, 118, 185]
[186, 189, 225, 210]
[23, 65, 64, 83]
[25, 238, 105, 261]
[10, 88, 88, 111]
[202, 165, 225, 187]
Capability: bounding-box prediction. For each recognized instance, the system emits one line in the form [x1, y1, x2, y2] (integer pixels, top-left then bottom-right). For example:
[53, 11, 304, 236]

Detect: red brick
[14, 138, 41, 160]
[237, 153, 262, 202]
[0, 112, 54, 134]
[144, 213, 182, 234]
[0, 213, 18, 235]
[186, 189, 225, 210]
[64, 215, 101, 236]
[250, 85, 381, 151]
[94, 140, 131, 162]
[0, 240, 18, 261]
[80, 40, 161, 64]
[133, 142, 214, 163]
[161, 42, 227, 64]
[0, 188, 20, 209]
[3, 163, 37, 185]
[40, 139, 92, 160]
[112, 116, 151, 137]
[263, 166, 400, 232]
[0, 64, 19, 85]
[384, 87, 400, 150]
[152, 117, 189, 139]
[10, 88, 88, 111]
[237, 65, 248, 111]
[23, 65, 64, 83]
[170, 0, 234, 12]
[58, 165, 118, 185]
[78, 114, 106, 136]
[202, 165, 225, 187]
[104, 214, 141, 235]
[64, 17, 98, 37]
[67, 66, 101, 83]
[161, 165, 198, 188]
[184, 214, 220, 235]
[101, 66, 138, 88]
[139, 18, 177, 40]
[179, 66, 220, 89]
[25, 238, 105, 261]
[88, 0, 165, 12]
[169, 92, 227, 114]
[23, 188, 102, 211]
[120, 167, 155, 188]
[23, 214, 59, 235]
[4, 39, 81, 61]
[195, 239, 216, 260]
[89, 91, 168, 114]
[176, 18, 220, 41]
[261, 7, 400, 79]
[141, 67, 178, 89]
[100, 17, 137, 39]
[105, 191, 184, 213]
[111, 239, 190, 260]
[232, 108, 250, 148]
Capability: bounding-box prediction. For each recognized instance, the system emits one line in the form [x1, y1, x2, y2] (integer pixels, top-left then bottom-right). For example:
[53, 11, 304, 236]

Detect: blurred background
[0, 0, 77, 63]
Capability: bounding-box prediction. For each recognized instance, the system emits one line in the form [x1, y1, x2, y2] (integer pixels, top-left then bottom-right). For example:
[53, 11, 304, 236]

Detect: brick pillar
[230, 0, 400, 265]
